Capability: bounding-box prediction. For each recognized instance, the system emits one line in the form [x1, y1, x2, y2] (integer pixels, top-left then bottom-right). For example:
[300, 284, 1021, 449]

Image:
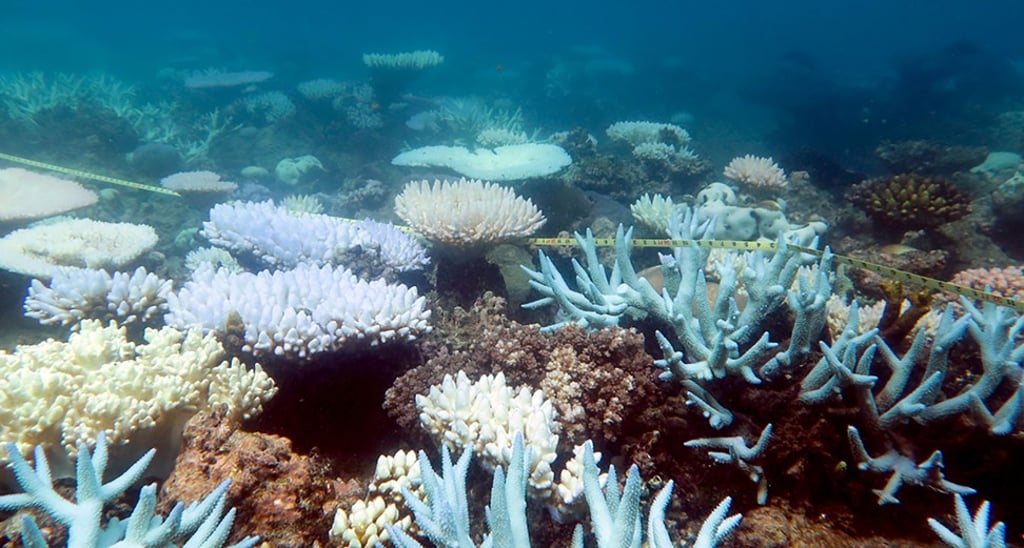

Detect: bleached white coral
[202, 200, 428, 273]
[395, 178, 546, 247]
[416, 371, 560, 498]
[391, 144, 571, 181]
[362, 50, 444, 69]
[0, 218, 158, 279]
[24, 266, 172, 326]
[630, 193, 680, 235]
[0, 319, 277, 463]
[160, 171, 238, 194]
[723, 154, 788, 190]
[0, 168, 98, 224]
[165, 263, 431, 359]
[606, 121, 690, 146]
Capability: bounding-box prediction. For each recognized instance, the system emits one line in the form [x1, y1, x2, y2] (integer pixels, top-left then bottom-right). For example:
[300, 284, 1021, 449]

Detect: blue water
[5, 0, 1023, 161]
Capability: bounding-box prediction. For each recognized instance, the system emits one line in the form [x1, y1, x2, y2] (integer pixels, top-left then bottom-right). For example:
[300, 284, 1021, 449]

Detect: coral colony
[0, 41, 1023, 548]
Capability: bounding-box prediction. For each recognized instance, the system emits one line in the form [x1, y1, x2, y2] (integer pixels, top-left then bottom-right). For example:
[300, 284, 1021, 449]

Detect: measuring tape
[0, 152, 182, 197]
[3, 153, 1018, 311]
[525, 236, 1024, 313]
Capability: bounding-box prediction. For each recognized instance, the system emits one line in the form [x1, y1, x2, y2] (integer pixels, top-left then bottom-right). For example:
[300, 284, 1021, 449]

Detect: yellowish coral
[330, 496, 412, 548]
[0, 319, 277, 463]
[395, 178, 545, 247]
[330, 448, 422, 547]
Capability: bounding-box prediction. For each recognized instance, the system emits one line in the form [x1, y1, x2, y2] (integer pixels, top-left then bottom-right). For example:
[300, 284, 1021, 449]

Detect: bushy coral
[845, 174, 971, 230]
[384, 294, 658, 448]
[949, 265, 1024, 304]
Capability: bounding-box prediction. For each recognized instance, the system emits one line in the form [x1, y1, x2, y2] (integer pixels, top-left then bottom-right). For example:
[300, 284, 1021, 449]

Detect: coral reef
[201, 200, 429, 277]
[845, 174, 971, 231]
[0, 432, 257, 547]
[160, 411, 334, 547]
[0, 218, 158, 279]
[395, 178, 545, 248]
[0, 167, 98, 226]
[384, 294, 659, 449]
[24, 265, 172, 327]
[0, 319, 276, 472]
[165, 263, 431, 359]
[391, 144, 572, 181]
[722, 154, 788, 192]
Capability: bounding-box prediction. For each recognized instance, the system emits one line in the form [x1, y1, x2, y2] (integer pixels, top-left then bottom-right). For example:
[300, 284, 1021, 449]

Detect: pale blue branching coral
[0, 432, 258, 548]
[685, 424, 773, 504]
[579, 439, 741, 548]
[523, 206, 831, 429]
[801, 300, 1024, 435]
[387, 434, 533, 548]
[389, 434, 741, 548]
[846, 426, 975, 505]
[928, 494, 1006, 548]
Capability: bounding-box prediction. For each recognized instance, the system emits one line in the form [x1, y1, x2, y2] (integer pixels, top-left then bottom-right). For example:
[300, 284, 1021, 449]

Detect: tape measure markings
[1, 153, 1017, 311]
[0, 152, 182, 197]
[522, 236, 1024, 313]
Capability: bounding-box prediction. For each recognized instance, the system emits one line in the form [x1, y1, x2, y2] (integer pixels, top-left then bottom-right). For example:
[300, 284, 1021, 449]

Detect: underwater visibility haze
[1, 0, 1024, 546]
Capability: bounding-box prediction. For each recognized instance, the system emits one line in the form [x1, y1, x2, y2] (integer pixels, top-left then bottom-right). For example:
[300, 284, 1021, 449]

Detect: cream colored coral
[395, 178, 546, 247]
[553, 442, 604, 514]
[630, 193, 679, 235]
[0, 319, 277, 462]
[281, 194, 324, 215]
[825, 295, 886, 340]
[369, 448, 422, 502]
[723, 154, 788, 189]
[416, 371, 559, 497]
[331, 448, 422, 546]
[330, 496, 411, 548]
[0, 218, 158, 278]
[0, 167, 98, 224]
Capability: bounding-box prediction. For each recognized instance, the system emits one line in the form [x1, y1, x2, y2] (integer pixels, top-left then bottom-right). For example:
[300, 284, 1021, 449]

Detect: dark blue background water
[5, 0, 1024, 160]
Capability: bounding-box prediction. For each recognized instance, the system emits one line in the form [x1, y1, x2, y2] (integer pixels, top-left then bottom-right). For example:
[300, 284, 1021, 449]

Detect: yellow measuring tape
[3, 153, 1018, 312]
[525, 236, 1024, 313]
[0, 152, 182, 197]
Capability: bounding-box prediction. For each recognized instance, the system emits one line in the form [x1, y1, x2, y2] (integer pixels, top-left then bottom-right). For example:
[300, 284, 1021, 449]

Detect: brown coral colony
[846, 173, 971, 230]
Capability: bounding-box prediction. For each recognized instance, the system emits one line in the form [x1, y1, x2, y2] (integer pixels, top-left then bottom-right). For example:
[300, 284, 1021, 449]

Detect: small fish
[880, 244, 919, 256]
[496, 64, 504, 73]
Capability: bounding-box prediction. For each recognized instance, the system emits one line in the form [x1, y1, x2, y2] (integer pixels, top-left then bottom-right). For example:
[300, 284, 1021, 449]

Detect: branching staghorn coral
[801, 300, 1024, 436]
[799, 297, 1024, 504]
[522, 206, 832, 428]
[0, 432, 258, 547]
